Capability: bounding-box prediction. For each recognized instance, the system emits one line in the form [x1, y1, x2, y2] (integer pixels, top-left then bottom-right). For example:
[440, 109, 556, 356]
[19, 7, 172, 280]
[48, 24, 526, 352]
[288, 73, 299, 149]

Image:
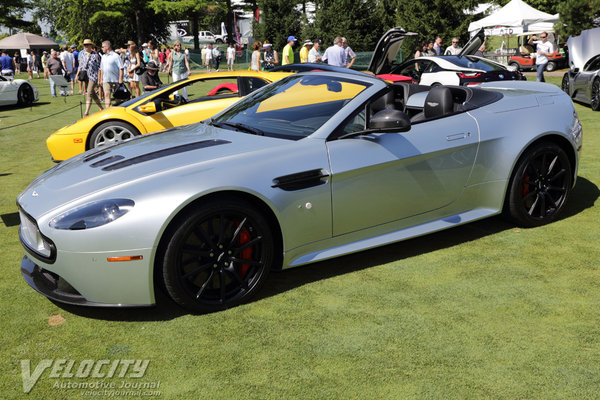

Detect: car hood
[367, 26, 418, 75]
[567, 27, 600, 70]
[18, 123, 290, 216]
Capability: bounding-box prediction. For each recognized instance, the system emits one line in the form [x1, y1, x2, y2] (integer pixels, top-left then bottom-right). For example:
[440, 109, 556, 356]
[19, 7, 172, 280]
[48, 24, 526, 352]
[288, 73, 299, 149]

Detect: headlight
[49, 199, 134, 230]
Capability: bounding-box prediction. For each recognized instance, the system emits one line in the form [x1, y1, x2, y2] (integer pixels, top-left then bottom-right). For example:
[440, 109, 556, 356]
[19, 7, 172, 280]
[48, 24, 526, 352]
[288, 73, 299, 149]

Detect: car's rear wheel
[506, 142, 572, 227]
[17, 84, 34, 106]
[561, 73, 571, 96]
[591, 78, 600, 111]
[89, 121, 140, 149]
[162, 198, 275, 313]
[545, 62, 556, 72]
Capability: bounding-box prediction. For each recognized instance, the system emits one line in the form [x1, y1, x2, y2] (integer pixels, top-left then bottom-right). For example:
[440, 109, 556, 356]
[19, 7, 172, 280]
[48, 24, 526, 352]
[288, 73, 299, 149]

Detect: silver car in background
[562, 27, 600, 110]
[18, 72, 582, 313]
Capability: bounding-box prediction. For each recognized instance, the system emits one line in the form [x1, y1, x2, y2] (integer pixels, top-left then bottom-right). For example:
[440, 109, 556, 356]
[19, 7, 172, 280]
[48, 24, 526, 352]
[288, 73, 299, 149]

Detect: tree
[555, 0, 600, 38]
[35, 0, 170, 48]
[253, 0, 302, 51]
[1, 0, 36, 32]
[303, 0, 388, 52]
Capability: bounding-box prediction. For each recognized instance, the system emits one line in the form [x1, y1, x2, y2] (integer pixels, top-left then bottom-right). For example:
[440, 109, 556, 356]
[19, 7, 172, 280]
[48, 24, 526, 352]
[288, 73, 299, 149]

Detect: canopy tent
[0, 32, 58, 50]
[468, 0, 558, 35]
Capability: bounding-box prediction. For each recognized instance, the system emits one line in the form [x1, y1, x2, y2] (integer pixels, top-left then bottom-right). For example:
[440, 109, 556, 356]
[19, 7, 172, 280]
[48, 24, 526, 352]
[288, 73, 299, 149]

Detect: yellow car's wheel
[89, 121, 140, 149]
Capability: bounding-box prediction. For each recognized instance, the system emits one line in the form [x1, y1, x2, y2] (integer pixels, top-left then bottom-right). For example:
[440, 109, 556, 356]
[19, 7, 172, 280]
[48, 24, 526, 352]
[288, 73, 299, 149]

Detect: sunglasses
[541, 36, 547, 38]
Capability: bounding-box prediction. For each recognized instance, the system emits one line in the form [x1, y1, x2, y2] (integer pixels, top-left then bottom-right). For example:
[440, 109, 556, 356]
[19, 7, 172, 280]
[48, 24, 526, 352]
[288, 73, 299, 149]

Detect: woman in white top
[250, 41, 262, 72]
[126, 44, 142, 97]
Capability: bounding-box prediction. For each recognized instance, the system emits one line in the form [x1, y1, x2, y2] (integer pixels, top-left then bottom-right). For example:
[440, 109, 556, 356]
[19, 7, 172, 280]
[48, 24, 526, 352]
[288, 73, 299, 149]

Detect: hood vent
[101, 139, 231, 171]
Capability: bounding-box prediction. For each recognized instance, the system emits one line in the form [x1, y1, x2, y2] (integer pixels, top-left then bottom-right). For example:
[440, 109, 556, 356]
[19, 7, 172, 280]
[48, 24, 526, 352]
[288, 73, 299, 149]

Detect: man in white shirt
[529, 32, 554, 82]
[444, 38, 461, 55]
[308, 40, 322, 63]
[227, 43, 235, 71]
[322, 37, 345, 67]
[60, 45, 75, 93]
[98, 40, 124, 108]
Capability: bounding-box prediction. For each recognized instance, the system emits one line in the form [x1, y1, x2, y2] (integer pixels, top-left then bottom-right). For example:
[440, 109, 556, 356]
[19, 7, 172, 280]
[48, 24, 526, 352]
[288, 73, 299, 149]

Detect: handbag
[77, 69, 88, 81]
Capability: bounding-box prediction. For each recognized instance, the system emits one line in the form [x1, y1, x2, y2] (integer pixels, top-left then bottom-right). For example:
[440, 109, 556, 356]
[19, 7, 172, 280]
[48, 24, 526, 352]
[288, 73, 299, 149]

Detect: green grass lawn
[0, 74, 599, 399]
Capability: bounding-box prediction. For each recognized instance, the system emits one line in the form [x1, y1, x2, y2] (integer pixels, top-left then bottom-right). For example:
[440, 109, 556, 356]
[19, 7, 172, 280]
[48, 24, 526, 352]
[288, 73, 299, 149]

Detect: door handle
[446, 133, 466, 141]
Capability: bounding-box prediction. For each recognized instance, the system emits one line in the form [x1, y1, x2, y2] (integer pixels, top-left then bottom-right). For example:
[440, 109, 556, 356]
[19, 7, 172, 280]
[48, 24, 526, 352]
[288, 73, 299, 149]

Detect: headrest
[424, 86, 453, 119]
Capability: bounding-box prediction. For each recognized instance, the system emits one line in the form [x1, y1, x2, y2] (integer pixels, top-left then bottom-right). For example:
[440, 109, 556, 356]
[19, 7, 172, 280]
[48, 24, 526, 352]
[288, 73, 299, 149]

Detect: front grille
[18, 209, 56, 263]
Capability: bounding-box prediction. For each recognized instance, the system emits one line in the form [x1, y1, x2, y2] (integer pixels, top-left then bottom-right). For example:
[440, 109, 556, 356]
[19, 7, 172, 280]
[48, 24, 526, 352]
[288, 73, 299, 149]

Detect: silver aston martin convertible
[18, 71, 583, 312]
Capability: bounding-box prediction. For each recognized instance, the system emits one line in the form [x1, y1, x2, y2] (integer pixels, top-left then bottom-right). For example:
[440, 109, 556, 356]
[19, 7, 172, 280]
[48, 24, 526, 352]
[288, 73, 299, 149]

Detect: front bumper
[21, 256, 153, 307]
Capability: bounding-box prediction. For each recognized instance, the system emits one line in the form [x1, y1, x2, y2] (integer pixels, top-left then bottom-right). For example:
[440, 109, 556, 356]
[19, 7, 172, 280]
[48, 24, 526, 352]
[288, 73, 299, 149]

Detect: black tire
[89, 121, 140, 149]
[162, 198, 275, 312]
[561, 73, 571, 96]
[546, 62, 556, 72]
[216, 39, 223, 44]
[591, 78, 600, 111]
[431, 82, 442, 87]
[17, 83, 34, 106]
[509, 62, 520, 71]
[505, 142, 572, 227]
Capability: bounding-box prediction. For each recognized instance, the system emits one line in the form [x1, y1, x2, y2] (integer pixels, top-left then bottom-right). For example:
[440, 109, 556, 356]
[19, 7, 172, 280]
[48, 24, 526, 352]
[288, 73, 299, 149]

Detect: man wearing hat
[140, 61, 162, 93]
[78, 39, 103, 116]
[300, 40, 312, 63]
[282, 36, 297, 66]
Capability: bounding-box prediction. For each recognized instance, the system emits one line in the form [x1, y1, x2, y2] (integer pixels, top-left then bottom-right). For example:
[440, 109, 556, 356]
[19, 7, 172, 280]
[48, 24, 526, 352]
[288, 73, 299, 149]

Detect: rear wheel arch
[502, 134, 577, 224]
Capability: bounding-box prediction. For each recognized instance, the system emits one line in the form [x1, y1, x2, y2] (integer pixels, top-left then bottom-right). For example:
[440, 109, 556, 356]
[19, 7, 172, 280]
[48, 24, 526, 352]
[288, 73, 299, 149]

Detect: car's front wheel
[89, 121, 140, 149]
[162, 198, 275, 313]
[509, 62, 520, 71]
[505, 142, 572, 227]
[591, 78, 600, 111]
[17, 84, 34, 106]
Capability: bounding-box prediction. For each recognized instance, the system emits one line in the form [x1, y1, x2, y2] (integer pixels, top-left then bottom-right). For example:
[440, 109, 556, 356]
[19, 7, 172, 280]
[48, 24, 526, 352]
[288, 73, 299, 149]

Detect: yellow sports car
[46, 71, 292, 161]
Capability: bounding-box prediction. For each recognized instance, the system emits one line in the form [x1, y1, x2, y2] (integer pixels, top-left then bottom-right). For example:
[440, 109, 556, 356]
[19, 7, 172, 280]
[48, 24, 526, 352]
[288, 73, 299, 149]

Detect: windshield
[211, 75, 371, 140]
[443, 56, 505, 71]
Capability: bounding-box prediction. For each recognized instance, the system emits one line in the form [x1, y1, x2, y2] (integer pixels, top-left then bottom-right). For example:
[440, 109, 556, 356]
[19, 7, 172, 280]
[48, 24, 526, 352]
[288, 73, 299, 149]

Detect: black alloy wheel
[17, 84, 34, 106]
[506, 142, 572, 227]
[162, 198, 275, 313]
[591, 78, 600, 111]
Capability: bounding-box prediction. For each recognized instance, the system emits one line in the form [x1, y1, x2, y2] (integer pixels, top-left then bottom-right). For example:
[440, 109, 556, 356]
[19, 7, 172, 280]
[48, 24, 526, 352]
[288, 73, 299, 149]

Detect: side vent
[272, 169, 329, 191]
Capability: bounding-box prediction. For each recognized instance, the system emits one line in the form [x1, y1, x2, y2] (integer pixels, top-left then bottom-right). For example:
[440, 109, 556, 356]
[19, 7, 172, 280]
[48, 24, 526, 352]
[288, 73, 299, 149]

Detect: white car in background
[181, 31, 221, 44]
[368, 28, 525, 86]
[0, 76, 38, 107]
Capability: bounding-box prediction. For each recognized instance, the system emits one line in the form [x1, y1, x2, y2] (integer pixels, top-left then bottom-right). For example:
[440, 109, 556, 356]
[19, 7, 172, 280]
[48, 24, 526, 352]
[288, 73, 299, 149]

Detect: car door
[326, 108, 479, 236]
[0, 78, 18, 105]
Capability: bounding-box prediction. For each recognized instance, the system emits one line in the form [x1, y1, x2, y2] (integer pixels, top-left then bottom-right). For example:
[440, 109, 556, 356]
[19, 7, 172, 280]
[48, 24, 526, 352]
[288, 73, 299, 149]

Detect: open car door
[458, 28, 485, 57]
[367, 26, 418, 75]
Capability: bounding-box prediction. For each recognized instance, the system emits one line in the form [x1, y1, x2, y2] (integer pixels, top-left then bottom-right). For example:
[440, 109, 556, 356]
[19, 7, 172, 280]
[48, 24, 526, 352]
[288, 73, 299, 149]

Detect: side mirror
[138, 102, 157, 114]
[369, 108, 411, 132]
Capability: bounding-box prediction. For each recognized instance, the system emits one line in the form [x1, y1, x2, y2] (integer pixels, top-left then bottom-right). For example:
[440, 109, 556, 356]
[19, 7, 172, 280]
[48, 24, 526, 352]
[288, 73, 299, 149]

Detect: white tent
[468, 0, 558, 35]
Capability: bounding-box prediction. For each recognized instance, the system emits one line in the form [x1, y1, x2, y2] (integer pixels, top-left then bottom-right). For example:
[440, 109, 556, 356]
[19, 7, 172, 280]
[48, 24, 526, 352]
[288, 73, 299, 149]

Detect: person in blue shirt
[0, 50, 15, 77]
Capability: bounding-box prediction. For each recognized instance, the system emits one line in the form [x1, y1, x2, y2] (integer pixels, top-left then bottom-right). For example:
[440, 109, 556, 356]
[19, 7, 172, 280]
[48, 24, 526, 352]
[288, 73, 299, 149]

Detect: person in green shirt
[282, 36, 297, 65]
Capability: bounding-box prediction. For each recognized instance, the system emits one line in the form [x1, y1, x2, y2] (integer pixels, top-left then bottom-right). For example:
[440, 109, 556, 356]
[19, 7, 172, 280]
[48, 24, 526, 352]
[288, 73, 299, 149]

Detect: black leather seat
[410, 86, 454, 122]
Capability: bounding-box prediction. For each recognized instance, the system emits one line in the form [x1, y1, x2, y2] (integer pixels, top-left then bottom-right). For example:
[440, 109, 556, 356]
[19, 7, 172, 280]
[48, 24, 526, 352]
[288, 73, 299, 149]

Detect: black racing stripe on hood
[101, 139, 231, 171]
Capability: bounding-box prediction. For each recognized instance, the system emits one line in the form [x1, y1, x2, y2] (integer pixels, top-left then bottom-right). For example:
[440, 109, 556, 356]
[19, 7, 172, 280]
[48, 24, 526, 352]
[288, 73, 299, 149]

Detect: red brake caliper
[522, 175, 530, 197]
[238, 228, 252, 278]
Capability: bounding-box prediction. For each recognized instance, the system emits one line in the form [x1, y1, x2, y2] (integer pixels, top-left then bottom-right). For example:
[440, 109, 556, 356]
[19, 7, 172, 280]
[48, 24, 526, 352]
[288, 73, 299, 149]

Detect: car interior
[332, 82, 504, 140]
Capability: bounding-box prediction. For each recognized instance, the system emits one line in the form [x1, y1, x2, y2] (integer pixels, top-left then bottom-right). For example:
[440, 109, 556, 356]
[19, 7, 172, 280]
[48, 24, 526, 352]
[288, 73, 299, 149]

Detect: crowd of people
[248, 35, 357, 71]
